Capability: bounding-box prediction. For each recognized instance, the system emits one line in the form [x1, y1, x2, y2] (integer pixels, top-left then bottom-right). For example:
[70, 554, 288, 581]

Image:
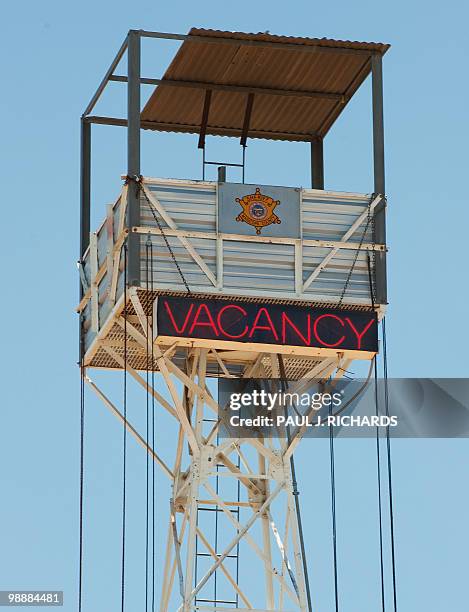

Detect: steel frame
[79, 29, 387, 283]
[79, 28, 388, 610]
[85, 290, 356, 611]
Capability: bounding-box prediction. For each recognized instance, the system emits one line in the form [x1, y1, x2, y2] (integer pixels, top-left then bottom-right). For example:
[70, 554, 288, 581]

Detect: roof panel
[141, 28, 389, 141]
[186, 27, 389, 54]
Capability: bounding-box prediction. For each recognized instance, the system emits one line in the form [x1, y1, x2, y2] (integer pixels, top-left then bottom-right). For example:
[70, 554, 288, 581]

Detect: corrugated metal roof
[141, 27, 389, 142]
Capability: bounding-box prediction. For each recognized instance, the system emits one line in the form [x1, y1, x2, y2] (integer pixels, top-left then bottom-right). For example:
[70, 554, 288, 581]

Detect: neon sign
[154, 297, 378, 353]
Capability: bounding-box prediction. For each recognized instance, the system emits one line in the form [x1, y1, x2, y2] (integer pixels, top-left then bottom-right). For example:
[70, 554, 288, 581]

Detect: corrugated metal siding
[141, 235, 216, 290]
[82, 179, 383, 349]
[302, 189, 373, 242]
[223, 241, 295, 293]
[96, 225, 107, 269]
[143, 182, 217, 232]
[137, 180, 376, 302]
[302, 246, 371, 298]
[83, 195, 125, 352]
[301, 190, 375, 300]
[140, 181, 218, 291]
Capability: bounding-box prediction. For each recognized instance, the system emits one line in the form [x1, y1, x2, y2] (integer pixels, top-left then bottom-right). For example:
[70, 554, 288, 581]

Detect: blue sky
[1, 0, 468, 610]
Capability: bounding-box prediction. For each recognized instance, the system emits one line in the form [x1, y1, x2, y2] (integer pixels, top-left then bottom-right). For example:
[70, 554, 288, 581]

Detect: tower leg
[182, 459, 201, 611]
[259, 448, 275, 609]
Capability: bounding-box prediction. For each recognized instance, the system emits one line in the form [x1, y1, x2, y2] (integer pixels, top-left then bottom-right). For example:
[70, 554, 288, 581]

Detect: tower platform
[77, 177, 386, 375]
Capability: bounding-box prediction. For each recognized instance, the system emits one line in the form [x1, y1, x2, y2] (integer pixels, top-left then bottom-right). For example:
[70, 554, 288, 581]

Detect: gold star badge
[235, 188, 281, 235]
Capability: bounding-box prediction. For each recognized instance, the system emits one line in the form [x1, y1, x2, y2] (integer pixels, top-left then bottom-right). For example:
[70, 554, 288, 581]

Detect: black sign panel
[155, 296, 378, 353]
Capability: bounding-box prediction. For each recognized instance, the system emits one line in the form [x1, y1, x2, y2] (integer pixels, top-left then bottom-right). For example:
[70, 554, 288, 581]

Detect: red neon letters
[217, 304, 248, 339]
[160, 298, 376, 352]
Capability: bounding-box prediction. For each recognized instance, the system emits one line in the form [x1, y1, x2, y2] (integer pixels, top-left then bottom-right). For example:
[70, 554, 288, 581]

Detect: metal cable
[235, 454, 241, 607]
[369, 206, 377, 306]
[78, 312, 85, 612]
[121, 245, 128, 612]
[367, 253, 385, 611]
[150, 238, 156, 612]
[277, 356, 313, 612]
[329, 402, 339, 612]
[374, 356, 386, 612]
[214, 432, 220, 604]
[338, 195, 375, 308]
[134, 176, 191, 294]
[383, 318, 398, 612]
[145, 238, 151, 612]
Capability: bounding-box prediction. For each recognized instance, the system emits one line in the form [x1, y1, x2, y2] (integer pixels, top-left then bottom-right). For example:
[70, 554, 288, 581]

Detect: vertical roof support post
[79, 117, 91, 358]
[240, 93, 255, 148]
[80, 118, 91, 260]
[198, 89, 212, 150]
[311, 138, 324, 189]
[371, 53, 387, 304]
[372, 54, 385, 195]
[217, 166, 226, 182]
[127, 29, 141, 286]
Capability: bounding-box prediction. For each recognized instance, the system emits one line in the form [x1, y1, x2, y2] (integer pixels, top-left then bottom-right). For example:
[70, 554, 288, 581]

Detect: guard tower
[78, 28, 389, 612]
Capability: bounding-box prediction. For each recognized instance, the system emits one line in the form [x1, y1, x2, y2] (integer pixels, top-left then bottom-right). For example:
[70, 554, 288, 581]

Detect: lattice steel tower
[78, 28, 389, 611]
